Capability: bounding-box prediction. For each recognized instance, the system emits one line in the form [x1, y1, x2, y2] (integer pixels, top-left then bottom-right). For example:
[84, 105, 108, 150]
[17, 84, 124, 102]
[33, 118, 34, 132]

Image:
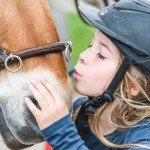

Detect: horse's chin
[0, 109, 33, 149]
[0, 91, 44, 149]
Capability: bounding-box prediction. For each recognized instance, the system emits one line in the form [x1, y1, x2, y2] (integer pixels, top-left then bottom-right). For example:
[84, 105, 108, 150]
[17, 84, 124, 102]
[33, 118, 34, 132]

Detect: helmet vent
[133, 0, 150, 9]
[114, 0, 150, 14]
[118, 9, 147, 14]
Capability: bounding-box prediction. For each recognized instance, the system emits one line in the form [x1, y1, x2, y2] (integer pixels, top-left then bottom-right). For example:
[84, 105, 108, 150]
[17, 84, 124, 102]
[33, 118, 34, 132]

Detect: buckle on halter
[64, 41, 72, 62]
[5, 54, 22, 73]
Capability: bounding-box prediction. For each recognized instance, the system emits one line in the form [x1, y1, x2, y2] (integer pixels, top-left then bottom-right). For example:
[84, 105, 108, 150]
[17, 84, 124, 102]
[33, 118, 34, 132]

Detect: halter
[0, 41, 72, 73]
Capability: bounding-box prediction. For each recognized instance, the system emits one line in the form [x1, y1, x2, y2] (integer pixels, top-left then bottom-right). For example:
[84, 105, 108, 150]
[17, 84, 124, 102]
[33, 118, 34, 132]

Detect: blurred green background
[67, 12, 96, 68]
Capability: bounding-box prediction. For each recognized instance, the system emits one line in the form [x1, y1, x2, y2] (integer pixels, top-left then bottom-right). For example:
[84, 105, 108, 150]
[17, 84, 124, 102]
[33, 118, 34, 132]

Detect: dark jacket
[41, 97, 150, 150]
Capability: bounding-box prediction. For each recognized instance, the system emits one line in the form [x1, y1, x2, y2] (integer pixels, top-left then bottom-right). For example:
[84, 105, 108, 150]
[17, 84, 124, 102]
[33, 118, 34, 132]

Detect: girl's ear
[130, 83, 139, 96]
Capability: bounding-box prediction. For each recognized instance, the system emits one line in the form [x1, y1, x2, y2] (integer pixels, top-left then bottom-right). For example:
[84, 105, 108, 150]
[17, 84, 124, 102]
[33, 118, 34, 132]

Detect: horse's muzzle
[0, 92, 44, 149]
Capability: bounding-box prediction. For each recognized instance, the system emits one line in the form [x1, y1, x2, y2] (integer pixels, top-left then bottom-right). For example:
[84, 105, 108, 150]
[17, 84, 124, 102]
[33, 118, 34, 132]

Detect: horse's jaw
[0, 69, 73, 149]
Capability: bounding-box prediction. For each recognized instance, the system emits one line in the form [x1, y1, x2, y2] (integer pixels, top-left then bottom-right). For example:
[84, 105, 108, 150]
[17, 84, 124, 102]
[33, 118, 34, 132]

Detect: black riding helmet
[79, 0, 150, 73]
[78, 0, 150, 112]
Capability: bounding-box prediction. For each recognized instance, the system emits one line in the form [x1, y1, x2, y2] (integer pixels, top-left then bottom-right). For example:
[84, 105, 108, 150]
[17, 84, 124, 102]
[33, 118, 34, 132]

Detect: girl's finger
[29, 84, 48, 109]
[31, 80, 53, 106]
[40, 79, 60, 101]
[25, 97, 41, 117]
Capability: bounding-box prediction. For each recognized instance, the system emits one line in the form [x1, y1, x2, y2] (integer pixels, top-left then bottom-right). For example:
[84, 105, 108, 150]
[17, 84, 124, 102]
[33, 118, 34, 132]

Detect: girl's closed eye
[88, 44, 105, 59]
[88, 44, 93, 48]
[97, 52, 105, 59]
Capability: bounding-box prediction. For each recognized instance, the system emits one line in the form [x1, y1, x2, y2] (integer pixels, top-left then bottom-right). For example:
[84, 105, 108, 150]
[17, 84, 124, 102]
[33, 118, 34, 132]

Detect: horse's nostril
[31, 97, 37, 104]
[29, 97, 41, 110]
[19, 91, 40, 110]
[19, 91, 42, 135]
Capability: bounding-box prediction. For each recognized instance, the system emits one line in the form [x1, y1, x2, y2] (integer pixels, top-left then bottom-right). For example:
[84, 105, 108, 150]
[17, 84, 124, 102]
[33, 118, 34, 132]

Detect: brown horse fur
[0, 0, 67, 80]
[0, 0, 72, 149]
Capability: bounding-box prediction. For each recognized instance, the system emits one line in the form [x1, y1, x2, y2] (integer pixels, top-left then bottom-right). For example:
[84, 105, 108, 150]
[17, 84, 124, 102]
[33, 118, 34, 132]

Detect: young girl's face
[73, 30, 121, 97]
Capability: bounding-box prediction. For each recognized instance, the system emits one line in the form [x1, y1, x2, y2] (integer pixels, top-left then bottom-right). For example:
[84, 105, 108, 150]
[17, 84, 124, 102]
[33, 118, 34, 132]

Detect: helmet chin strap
[75, 56, 132, 132]
[85, 55, 132, 113]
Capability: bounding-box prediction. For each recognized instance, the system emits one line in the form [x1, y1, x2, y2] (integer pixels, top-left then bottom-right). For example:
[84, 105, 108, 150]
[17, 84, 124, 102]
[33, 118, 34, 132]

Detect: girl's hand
[25, 79, 69, 130]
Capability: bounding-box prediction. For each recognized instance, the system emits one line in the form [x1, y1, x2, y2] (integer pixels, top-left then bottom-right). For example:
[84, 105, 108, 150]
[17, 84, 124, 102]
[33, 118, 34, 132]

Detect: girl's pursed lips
[73, 68, 81, 77]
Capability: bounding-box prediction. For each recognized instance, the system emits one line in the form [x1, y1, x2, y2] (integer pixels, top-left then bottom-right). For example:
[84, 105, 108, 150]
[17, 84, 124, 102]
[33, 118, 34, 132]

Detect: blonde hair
[73, 64, 150, 149]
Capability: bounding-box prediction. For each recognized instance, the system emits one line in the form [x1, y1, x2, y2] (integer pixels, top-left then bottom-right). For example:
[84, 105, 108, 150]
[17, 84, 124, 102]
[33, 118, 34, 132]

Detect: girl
[25, 0, 150, 149]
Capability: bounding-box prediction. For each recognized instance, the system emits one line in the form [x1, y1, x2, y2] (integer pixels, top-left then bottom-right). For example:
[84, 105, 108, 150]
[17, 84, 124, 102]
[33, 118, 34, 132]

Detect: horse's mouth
[0, 92, 44, 149]
[0, 107, 34, 149]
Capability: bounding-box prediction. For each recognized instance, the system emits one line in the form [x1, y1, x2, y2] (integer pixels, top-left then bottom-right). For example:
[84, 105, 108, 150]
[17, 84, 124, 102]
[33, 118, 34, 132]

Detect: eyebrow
[92, 33, 112, 54]
[100, 41, 112, 54]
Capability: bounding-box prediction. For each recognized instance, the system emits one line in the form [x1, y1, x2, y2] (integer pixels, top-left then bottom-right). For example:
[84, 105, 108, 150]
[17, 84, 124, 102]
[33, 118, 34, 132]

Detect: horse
[0, 0, 73, 149]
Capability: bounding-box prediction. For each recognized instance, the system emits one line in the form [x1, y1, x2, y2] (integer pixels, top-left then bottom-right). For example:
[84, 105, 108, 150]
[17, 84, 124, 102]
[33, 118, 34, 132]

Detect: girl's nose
[79, 51, 87, 64]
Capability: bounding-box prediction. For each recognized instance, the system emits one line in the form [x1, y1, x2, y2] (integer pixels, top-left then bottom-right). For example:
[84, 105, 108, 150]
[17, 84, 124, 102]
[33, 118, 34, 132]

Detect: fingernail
[31, 79, 36, 84]
[25, 97, 28, 100]
[40, 78, 45, 82]
[29, 84, 33, 89]
[40, 78, 45, 81]
[25, 97, 29, 102]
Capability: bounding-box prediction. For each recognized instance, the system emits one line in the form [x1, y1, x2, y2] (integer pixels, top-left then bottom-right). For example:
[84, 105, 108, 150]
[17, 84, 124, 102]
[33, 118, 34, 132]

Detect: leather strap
[0, 42, 67, 71]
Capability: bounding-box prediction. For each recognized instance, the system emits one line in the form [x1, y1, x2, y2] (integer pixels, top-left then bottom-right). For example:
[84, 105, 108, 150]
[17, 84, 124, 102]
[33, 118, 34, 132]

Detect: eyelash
[88, 44, 92, 48]
[97, 53, 105, 59]
[88, 45, 105, 59]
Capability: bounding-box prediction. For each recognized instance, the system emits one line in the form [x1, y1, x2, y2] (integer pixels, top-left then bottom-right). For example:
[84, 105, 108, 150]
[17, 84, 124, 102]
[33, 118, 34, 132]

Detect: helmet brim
[79, 7, 149, 56]
[78, 7, 112, 35]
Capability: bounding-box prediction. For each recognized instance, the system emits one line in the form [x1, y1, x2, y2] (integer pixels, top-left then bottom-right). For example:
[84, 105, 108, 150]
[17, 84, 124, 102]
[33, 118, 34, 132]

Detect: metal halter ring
[64, 41, 72, 62]
[5, 54, 22, 73]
